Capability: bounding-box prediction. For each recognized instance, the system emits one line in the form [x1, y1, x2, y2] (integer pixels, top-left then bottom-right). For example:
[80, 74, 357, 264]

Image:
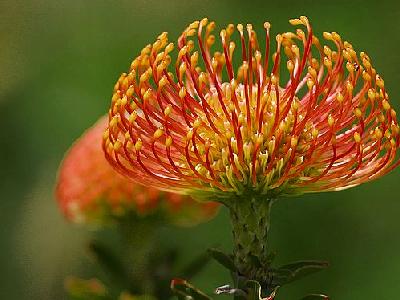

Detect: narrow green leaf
[171, 279, 212, 300]
[272, 260, 329, 285]
[207, 248, 237, 272]
[279, 260, 329, 272]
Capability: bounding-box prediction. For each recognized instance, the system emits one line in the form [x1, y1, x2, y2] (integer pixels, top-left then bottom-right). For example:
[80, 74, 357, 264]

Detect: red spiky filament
[103, 16, 400, 200]
[56, 116, 219, 225]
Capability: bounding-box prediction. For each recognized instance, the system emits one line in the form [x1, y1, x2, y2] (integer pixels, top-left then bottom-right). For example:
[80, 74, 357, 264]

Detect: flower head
[103, 17, 400, 200]
[56, 116, 218, 225]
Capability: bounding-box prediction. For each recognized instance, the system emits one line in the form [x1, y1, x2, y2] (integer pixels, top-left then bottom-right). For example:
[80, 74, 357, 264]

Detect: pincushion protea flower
[103, 17, 399, 199]
[56, 116, 218, 226]
[102, 16, 399, 285]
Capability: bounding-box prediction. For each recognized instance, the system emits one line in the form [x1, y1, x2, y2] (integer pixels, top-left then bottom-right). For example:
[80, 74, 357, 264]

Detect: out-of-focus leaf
[207, 248, 236, 272]
[88, 240, 132, 289]
[171, 279, 212, 300]
[272, 260, 329, 286]
[119, 291, 158, 300]
[149, 248, 178, 299]
[65, 276, 111, 300]
[119, 292, 136, 300]
[181, 251, 212, 279]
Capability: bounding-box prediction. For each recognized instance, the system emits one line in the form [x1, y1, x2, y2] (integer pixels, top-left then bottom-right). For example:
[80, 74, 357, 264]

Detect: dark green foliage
[207, 248, 236, 273]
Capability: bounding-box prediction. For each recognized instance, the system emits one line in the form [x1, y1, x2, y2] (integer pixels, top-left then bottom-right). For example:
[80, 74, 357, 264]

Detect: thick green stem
[228, 196, 274, 285]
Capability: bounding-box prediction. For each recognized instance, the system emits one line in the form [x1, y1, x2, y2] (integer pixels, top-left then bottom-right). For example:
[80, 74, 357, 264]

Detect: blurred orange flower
[56, 116, 218, 225]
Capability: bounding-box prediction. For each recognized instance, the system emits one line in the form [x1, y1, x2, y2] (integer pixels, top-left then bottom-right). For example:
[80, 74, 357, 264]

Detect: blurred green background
[1, 0, 400, 299]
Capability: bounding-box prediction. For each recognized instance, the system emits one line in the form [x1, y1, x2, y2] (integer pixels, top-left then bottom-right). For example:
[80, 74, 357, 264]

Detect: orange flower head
[56, 116, 219, 225]
[103, 17, 400, 200]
